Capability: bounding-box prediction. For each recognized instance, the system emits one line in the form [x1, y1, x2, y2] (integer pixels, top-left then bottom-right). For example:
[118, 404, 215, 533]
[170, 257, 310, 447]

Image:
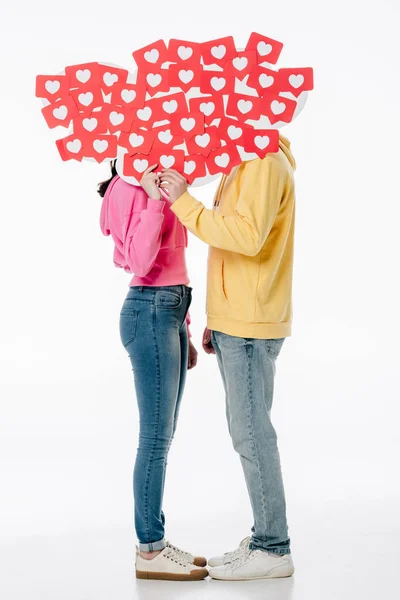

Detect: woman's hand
[188, 340, 198, 370]
[202, 327, 216, 354]
[159, 169, 188, 203]
[140, 164, 161, 200]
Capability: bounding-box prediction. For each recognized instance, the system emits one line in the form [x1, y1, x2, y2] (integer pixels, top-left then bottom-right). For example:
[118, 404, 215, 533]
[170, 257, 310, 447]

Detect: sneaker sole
[193, 557, 207, 567]
[136, 568, 209, 581]
[210, 567, 294, 581]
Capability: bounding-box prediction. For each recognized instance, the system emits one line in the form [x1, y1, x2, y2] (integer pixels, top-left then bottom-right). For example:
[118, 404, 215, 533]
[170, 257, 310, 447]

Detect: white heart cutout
[147, 73, 162, 87]
[45, 80, 60, 94]
[238, 99, 253, 114]
[215, 153, 229, 168]
[103, 72, 118, 87]
[110, 111, 124, 126]
[78, 92, 93, 106]
[199, 102, 215, 116]
[259, 74, 274, 88]
[66, 139, 82, 153]
[137, 107, 152, 121]
[180, 117, 195, 132]
[76, 69, 91, 84]
[121, 89, 136, 103]
[163, 100, 178, 114]
[53, 105, 68, 120]
[134, 158, 149, 173]
[83, 117, 98, 132]
[211, 45, 226, 59]
[179, 70, 194, 84]
[211, 77, 226, 91]
[195, 133, 210, 148]
[158, 130, 173, 144]
[129, 133, 144, 147]
[160, 155, 175, 168]
[271, 100, 286, 115]
[144, 49, 159, 63]
[233, 57, 248, 71]
[289, 74, 304, 88]
[227, 125, 242, 140]
[254, 135, 270, 150]
[257, 41, 273, 56]
[93, 139, 108, 153]
[178, 46, 193, 60]
[184, 160, 196, 175]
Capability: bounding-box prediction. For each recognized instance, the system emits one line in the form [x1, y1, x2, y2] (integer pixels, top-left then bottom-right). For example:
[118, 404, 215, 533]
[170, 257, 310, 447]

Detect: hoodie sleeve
[186, 310, 192, 339]
[122, 198, 166, 277]
[169, 156, 285, 257]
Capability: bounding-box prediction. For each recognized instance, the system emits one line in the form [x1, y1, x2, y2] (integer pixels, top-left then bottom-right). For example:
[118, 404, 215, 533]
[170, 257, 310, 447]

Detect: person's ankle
[140, 549, 163, 560]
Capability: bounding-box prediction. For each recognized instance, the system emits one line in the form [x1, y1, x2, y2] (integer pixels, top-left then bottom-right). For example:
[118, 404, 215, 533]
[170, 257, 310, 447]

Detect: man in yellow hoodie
[160, 134, 296, 581]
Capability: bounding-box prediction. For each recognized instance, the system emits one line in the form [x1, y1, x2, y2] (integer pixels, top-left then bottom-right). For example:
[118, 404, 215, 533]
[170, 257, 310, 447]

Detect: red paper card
[119, 127, 156, 155]
[245, 32, 284, 65]
[217, 117, 252, 146]
[72, 110, 108, 135]
[206, 144, 242, 175]
[149, 149, 185, 172]
[188, 95, 225, 125]
[201, 36, 237, 67]
[70, 86, 103, 114]
[186, 126, 221, 157]
[35, 75, 69, 102]
[123, 153, 152, 179]
[167, 39, 202, 64]
[85, 134, 118, 163]
[132, 39, 168, 69]
[65, 62, 101, 89]
[56, 134, 85, 161]
[182, 154, 207, 184]
[226, 94, 261, 122]
[170, 111, 205, 138]
[224, 51, 258, 81]
[243, 128, 279, 158]
[278, 68, 314, 97]
[247, 65, 281, 96]
[152, 124, 184, 150]
[200, 70, 234, 96]
[102, 104, 134, 133]
[41, 96, 79, 129]
[260, 93, 297, 124]
[148, 92, 188, 122]
[131, 103, 156, 127]
[111, 82, 146, 108]
[137, 67, 170, 97]
[98, 65, 128, 93]
[168, 61, 203, 92]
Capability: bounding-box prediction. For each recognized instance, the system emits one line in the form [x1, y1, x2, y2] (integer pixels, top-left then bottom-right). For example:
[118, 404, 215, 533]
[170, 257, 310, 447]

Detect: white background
[1, 1, 399, 599]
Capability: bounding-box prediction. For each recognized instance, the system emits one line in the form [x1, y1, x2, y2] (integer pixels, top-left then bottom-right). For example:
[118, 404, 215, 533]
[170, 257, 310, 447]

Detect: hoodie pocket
[206, 258, 228, 314]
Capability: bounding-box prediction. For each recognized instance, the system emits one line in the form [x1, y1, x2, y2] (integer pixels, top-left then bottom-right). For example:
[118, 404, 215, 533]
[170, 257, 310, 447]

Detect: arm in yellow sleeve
[169, 156, 285, 256]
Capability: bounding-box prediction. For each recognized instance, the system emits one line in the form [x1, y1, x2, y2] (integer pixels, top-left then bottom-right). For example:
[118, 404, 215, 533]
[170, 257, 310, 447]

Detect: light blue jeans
[119, 285, 192, 552]
[211, 331, 291, 555]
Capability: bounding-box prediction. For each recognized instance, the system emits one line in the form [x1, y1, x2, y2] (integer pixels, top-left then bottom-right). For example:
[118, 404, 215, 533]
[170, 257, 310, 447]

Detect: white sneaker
[165, 540, 207, 567]
[135, 545, 208, 581]
[208, 536, 251, 567]
[209, 548, 294, 581]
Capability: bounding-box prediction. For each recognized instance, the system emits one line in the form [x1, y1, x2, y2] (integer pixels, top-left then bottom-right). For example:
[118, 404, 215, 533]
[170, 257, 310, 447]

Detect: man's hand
[188, 340, 198, 369]
[202, 327, 216, 354]
[159, 169, 188, 203]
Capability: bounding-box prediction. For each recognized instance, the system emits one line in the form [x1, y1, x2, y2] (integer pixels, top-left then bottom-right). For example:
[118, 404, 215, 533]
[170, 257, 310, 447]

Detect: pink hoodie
[100, 175, 191, 335]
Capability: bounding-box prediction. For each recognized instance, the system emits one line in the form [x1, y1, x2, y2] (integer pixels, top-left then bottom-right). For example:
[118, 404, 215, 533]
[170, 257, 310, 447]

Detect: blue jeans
[211, 331, 291, 555]
[119, 285, 192, 552]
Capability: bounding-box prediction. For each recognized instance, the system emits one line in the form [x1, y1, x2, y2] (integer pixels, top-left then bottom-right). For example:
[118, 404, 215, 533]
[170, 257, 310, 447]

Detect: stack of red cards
[36, 33, 314, 183]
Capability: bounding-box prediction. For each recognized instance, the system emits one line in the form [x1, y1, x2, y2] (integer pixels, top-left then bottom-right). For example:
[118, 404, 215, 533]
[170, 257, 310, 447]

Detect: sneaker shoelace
[230, 548, 261, 567]
[165, 540, 192, 559]
[164, 545, 191, 567]
[224, 536, 251, 561]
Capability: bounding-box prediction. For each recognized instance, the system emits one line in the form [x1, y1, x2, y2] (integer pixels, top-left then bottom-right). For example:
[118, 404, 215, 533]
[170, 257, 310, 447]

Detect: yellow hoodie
[170, 134, 296, 339]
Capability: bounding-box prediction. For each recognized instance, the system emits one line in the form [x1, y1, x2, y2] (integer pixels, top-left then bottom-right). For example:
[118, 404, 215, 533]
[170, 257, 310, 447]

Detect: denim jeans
[211, 331, 291, 555]
[119, 284, 192, 552]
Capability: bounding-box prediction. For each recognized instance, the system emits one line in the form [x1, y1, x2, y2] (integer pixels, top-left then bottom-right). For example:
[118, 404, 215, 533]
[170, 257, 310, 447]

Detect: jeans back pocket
[119, 308, 138, 348]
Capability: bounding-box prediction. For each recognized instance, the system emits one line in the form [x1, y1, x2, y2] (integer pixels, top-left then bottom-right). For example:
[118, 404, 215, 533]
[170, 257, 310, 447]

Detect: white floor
[1, 517, 397, 600]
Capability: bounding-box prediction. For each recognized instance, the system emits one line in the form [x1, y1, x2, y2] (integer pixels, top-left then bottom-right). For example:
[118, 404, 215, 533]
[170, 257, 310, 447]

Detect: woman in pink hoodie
[99, 161, 207, 581]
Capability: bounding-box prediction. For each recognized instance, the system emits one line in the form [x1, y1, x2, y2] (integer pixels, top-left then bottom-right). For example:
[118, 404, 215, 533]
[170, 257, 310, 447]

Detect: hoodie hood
[279, 133, 296, 171]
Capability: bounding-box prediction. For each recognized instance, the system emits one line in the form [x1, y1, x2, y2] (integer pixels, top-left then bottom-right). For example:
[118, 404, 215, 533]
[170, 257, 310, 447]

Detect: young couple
[99, 132, 296, 582]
